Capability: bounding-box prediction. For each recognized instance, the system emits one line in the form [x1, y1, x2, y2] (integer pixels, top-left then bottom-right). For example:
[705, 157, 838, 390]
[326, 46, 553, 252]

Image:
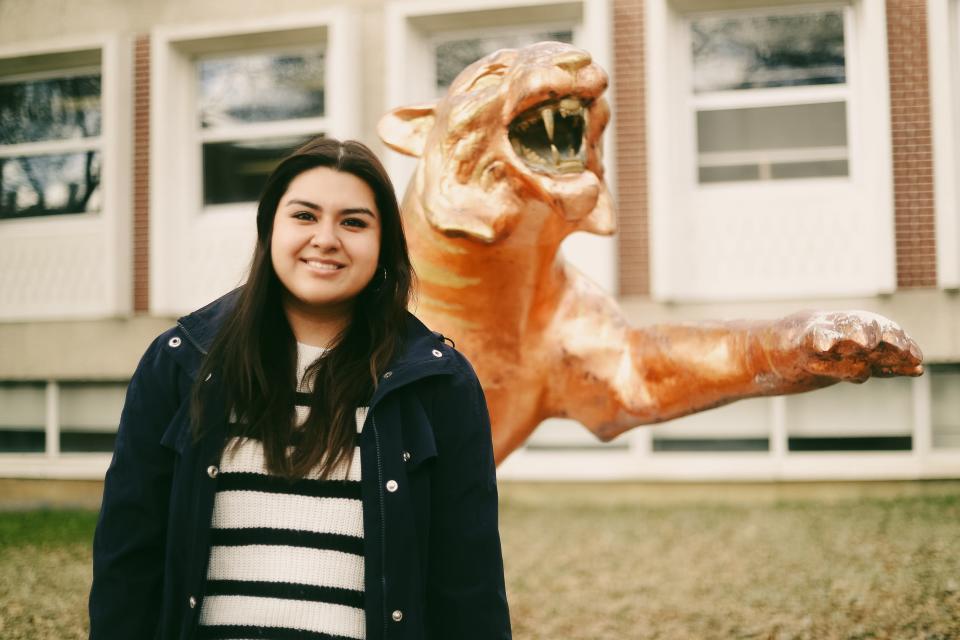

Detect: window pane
[198, 50, 325, 128]
[0, 382, 45, 453]
[697, 102, 847, 183]
[785, 377, 913, 451]
[0, 151, 101, 219]
[435, 29, 574, 92]
[931, 364, 960, 449]
[203, 135, 315, 206]
[698, 164, 759, 183]
[769, 159, 848, 180]
[692, 10, 845, 93]
[652, 396, 770, 452]
[59, 381, 124, 453]
[0, 73, 101, 144]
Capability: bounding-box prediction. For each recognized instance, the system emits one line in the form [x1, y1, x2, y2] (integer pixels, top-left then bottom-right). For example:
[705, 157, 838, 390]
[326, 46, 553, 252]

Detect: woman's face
[271, 166, 381, 316]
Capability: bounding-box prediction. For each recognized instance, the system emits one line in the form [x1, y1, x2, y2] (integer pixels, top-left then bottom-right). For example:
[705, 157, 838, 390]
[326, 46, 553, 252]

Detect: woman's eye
[293, 211, 315, 221]
[342, 217, 368, 228]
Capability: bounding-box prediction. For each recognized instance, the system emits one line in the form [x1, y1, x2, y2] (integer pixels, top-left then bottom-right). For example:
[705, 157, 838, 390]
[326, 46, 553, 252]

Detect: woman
[89, 138, 512, 640]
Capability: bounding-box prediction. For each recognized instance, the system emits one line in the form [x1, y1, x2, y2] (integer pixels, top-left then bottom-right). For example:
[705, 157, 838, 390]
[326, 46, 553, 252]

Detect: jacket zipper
[371, 413, 388, 637]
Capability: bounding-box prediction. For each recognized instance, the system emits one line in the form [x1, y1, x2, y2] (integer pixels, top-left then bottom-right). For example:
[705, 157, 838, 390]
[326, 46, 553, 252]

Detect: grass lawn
[1, 482, 958, 639]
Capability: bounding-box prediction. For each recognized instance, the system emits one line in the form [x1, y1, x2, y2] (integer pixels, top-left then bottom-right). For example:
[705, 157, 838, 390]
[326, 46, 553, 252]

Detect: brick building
[0, 0, 957, 481]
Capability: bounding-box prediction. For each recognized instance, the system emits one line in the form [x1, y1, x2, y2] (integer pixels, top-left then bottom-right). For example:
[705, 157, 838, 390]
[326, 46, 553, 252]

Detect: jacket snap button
[431, 349, 442, 358]
[168, 336, 182, 348]
[188, 595, 197, 609]
[392, 609, 403, 622]
[402, 451, 411, 462]
[383, 371, 393, 379]
[386, 479, 398, 493]
[207, 465, 219, 479]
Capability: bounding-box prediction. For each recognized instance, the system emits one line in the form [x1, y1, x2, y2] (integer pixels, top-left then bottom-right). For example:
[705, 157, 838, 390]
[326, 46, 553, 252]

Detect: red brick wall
[133, 35, 150, 312]
[887, 0, 937, 287]
[613, 0, 649, 296]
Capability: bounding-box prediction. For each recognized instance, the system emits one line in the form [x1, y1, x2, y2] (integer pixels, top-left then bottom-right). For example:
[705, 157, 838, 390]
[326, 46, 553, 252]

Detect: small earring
[371, 266, 388, 292]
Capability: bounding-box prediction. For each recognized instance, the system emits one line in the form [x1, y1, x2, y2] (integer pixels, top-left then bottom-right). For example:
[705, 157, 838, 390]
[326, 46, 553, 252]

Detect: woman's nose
[309, 221, 340, 248]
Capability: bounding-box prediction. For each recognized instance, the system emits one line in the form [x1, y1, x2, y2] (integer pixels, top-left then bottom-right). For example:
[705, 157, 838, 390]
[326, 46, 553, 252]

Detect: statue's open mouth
[508, 96, 587, 175]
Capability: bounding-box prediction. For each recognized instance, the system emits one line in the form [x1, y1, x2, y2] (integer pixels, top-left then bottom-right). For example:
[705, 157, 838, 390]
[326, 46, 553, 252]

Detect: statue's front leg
[573, 311, 923, 442]
[745, 310, 924, 393]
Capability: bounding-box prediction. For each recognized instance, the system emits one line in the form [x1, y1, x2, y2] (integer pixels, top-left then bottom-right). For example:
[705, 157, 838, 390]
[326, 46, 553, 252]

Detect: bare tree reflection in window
[0, 74, 101, 219]
[435, 30, 573, 92]
[692, 11, 845, 93]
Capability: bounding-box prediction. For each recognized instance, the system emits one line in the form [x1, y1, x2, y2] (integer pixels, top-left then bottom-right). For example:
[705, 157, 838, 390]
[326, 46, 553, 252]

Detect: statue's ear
[377, 104, 437, 158]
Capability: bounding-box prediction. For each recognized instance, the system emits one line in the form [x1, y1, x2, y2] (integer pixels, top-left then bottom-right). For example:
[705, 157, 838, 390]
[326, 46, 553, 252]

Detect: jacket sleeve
[89, 334, 183, 639]
[425, 355, 512, 639]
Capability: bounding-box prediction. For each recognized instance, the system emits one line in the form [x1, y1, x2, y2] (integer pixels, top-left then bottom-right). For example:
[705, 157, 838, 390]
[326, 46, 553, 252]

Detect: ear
[377, 103, 437, 158]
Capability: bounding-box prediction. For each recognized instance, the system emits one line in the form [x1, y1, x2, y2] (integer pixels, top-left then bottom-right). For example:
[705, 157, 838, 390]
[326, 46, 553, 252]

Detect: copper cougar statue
[378, 42, 924, 464]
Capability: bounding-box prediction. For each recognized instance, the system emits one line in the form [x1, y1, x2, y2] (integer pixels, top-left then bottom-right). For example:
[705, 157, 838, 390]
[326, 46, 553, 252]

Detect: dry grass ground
[0, 481, 958, 639]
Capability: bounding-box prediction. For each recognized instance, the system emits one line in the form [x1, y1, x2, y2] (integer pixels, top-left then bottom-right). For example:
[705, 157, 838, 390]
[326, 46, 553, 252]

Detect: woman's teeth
[305, 261, 342, 270]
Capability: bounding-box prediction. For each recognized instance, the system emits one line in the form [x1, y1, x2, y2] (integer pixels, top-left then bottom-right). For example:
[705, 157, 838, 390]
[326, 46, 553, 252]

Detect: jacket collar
[176, 288, 457, 398]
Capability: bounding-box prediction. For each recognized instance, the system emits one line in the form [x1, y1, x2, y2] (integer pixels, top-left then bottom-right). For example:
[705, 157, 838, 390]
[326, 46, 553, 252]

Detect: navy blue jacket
[89, 291, 511, 639]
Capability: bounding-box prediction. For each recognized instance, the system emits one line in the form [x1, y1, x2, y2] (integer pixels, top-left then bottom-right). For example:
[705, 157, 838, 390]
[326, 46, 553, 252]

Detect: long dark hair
[192, 137, 414, 479]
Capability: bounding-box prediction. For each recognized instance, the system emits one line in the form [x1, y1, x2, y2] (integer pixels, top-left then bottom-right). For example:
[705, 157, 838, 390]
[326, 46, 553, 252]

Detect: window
[59, 382, 125, 453]
[0, 37, 129, 320]
[150, 11, 360, 314]
[646, 0, 894, 301]
[691, 8, 849, 184]
[0, 66, 103, 219]
[0, 382, 46, 453]
[196, 47, 325, 208]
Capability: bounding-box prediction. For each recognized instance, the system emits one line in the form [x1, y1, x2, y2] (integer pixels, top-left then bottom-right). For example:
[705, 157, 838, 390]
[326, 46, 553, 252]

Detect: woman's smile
[300, 257, 347, 274]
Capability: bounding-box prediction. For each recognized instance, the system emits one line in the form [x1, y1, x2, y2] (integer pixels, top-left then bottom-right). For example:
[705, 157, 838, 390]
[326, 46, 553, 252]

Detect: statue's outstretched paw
[786, 311, 924, 382]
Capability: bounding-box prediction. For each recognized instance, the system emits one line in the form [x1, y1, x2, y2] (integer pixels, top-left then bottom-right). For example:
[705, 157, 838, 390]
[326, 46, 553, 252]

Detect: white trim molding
[150, 10, 361, 315]
[0, 33, 132, 320]
[928, 0, 960, 289]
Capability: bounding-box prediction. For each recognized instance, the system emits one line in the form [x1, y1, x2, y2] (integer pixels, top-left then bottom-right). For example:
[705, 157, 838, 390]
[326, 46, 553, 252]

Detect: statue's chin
[534, 169, 602, 224]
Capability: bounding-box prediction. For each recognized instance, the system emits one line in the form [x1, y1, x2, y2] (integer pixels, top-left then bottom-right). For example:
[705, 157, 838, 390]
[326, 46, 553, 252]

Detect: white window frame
[646, 0, 896, 301]
[150, 10, 361, 316]
[927, 0, 960, 289]
[383, 0, 617, 296]
[0, 34, 131, 320]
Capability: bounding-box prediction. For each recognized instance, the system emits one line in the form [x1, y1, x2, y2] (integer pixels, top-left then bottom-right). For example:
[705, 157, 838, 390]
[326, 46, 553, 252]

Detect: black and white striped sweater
[198, 343, 367, 640]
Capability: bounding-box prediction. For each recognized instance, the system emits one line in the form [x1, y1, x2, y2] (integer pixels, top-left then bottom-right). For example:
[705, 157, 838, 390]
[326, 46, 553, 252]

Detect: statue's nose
[554, 50, 591, 73]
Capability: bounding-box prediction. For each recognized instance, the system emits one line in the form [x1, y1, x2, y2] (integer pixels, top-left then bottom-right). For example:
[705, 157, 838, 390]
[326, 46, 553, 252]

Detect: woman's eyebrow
[341, 207, 376, 217]
[285, 198, 319, 210]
